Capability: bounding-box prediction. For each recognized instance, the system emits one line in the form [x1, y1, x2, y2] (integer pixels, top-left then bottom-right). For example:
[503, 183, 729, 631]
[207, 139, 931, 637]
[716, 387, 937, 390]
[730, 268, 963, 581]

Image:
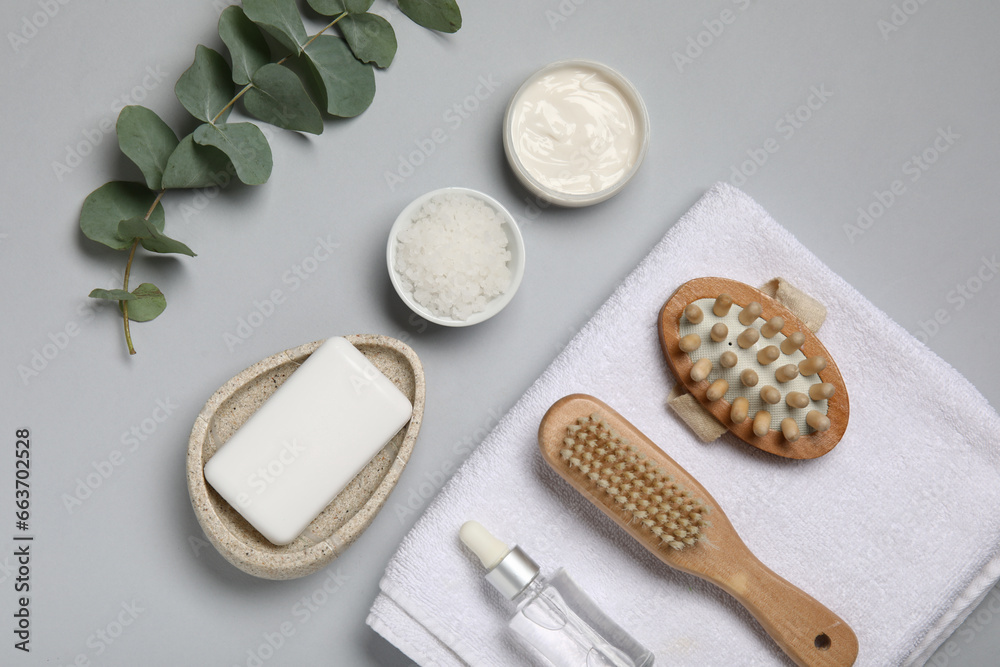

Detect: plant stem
[144, 189, 165, 219]
[302, 13, 348, 52]
[278, 13, 347, 65]
[121, 188, 166, 355]
[122, 239, 140, 355]
[211, 83, 252, 125]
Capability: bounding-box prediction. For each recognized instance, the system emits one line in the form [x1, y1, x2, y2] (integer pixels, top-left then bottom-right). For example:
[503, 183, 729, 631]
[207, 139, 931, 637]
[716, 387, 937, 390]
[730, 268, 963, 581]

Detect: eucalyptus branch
[79, 0, 462, 355]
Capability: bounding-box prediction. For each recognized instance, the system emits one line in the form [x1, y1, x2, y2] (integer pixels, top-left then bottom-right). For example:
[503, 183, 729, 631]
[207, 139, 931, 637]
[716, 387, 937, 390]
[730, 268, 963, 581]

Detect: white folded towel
[367, 183, 1000, 666]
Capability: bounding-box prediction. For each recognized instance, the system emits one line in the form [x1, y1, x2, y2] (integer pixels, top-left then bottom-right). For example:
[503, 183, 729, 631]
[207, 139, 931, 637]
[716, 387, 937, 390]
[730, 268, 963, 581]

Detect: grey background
[2, 0, 998, 665]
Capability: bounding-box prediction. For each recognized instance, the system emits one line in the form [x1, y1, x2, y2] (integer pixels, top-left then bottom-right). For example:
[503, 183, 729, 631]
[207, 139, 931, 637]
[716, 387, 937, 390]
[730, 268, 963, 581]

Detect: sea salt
[394, 193, 512, 321]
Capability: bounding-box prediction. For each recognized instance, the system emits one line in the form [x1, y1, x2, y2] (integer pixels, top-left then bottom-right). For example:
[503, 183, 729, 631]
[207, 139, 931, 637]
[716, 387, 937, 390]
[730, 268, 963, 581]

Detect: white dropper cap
[460, 521, 510, 570]
[459, 520, 539, 599]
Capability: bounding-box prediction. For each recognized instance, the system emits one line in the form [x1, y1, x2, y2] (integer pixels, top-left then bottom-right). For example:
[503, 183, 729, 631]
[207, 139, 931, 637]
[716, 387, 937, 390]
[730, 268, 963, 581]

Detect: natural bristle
[559, 413, 711, 550]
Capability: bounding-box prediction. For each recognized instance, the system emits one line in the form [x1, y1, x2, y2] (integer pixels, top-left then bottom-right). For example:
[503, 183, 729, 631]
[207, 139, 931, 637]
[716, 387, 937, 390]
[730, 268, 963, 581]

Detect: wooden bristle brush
[538, 394, 858, 667]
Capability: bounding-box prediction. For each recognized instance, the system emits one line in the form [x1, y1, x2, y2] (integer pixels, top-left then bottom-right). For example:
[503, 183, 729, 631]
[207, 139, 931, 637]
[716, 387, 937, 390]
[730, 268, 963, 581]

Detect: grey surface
[2, 1, 999, 665]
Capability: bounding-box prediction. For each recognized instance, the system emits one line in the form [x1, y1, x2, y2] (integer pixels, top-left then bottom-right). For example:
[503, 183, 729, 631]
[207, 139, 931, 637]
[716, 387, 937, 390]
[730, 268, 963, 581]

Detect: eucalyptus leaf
[340, 13, 396, 68]
[244, 64, 323, 134]
[140, 234, 196, 257]
[116, 106, 179, 190]
[80, 182, 165, 250]
[243, 0, 308, 54]
[307, 0, 374, 15]
[302, 35, 376, 117]
[175, 45, 235, 123]
[89, 288, 137, 301]
[161, 136, 235, 189]
[118, 283, 167, 322]
[116, 217, 154, 242]
[117, 217, 196, 257]
[398, 0, 461, 32]
[219, 6, 271, 86]
[193, 122, 273, 185]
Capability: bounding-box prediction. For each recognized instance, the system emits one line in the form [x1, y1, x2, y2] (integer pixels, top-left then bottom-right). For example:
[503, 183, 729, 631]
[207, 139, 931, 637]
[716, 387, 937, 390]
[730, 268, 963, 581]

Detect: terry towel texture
[367, 183, 1000, 666]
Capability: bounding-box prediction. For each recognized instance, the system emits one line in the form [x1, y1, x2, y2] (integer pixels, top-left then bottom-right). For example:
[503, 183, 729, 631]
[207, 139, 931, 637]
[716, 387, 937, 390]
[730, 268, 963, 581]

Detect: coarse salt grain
[394, 193, 512, 321]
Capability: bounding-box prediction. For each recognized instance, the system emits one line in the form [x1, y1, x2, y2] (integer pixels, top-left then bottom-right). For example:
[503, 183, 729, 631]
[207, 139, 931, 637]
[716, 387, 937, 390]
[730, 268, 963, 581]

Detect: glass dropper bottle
[460, 521, 654, 667]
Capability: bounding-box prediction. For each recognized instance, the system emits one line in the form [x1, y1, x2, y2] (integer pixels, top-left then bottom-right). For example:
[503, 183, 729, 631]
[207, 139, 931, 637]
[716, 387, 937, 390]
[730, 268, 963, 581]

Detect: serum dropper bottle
[459, 521, 654, 667]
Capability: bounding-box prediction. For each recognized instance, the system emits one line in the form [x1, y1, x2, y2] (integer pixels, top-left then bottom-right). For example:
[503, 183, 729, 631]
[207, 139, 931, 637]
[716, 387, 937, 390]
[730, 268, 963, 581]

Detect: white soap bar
[204, 337, 412, 545]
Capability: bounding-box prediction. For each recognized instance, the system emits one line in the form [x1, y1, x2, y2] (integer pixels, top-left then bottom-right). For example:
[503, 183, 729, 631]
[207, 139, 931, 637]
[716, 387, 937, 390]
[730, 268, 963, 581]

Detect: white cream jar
[503, 60, 649, 207]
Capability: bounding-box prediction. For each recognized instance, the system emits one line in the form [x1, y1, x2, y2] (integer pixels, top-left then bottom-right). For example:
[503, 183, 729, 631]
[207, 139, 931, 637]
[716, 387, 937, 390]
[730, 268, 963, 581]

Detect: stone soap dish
[186, 334, 424, 580]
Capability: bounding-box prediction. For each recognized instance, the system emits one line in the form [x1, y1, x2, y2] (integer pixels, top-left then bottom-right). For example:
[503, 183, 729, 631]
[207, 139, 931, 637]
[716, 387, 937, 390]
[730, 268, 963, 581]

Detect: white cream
[508, 63, 644, 199]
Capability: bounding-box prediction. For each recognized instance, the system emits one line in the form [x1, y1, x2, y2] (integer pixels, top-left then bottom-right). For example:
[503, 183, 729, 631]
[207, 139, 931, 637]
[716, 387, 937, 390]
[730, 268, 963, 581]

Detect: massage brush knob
[659, 277, 849, 459]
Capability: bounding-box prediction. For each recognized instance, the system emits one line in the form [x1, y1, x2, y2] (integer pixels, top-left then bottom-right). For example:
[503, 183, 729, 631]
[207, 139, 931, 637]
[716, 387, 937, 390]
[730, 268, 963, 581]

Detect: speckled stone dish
[186, 335, 424, 580]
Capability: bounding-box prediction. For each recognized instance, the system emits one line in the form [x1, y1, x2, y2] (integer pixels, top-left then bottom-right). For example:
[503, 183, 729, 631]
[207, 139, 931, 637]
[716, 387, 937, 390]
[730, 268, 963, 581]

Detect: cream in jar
[504, 60, 648, 206]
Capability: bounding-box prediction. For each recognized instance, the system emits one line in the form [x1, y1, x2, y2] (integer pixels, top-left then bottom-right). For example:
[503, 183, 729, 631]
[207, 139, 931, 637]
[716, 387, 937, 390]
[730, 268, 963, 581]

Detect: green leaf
[175, 45, 235, 123]
[302, 35, 376, 117]
[118, 283, 167, 322]
[219, 6, 271, 86]
[193, 122, 273, 185]
[398, 0, 461, 33]
[307, 0, 374, 15]
[80, 182, 165, 250]
[340, 13, 397, 68]
[116, 106, 179, 190]
[89, 288, 137, 301]
[244, 64, 324, 134]
[161, 135, 235, 189]
[92, 284, 167, 321]
[117, 218, 196, 257]
[243, 0, 308, 54]
[140, 232, 197, 257]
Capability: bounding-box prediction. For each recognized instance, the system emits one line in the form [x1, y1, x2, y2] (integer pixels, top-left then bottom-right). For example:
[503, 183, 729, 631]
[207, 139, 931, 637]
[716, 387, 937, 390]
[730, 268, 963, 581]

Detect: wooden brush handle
[716, 550, 858, 667]
[539, 394, 858, 667]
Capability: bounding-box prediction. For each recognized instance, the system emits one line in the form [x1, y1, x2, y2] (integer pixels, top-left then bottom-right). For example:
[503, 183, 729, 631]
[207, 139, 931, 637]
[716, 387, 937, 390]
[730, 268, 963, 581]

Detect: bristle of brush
[558, 413, 711, 550]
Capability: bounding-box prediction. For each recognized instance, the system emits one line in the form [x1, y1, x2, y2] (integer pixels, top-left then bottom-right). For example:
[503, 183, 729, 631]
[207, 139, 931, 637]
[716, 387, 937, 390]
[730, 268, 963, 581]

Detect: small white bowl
[387, 187, 525, 327]
[503, 59, 650, 207]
